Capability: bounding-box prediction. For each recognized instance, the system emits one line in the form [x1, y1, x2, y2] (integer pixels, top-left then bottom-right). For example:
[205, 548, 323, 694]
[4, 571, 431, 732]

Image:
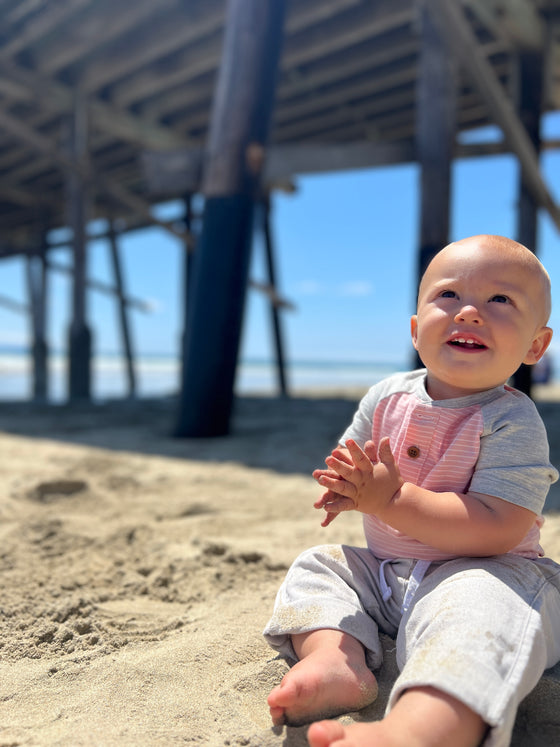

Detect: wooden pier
[0, 0, 559, 433]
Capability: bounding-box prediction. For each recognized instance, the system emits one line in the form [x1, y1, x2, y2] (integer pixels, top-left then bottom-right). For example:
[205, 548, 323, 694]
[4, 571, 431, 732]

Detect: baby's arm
[315, 439, 536, 556]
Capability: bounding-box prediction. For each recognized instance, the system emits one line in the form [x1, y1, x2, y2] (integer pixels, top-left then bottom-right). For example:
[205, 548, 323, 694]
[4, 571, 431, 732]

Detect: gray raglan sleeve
[469, 393, 558, 514]
[339, 387, 378, 448]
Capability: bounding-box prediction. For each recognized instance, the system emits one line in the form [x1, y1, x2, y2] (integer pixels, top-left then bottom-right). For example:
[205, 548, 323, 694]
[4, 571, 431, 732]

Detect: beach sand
[0, 389, 559, 746]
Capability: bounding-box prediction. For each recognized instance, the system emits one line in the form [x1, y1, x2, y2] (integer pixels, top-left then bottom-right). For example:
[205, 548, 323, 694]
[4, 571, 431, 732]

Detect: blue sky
[0, 113, 559, 374]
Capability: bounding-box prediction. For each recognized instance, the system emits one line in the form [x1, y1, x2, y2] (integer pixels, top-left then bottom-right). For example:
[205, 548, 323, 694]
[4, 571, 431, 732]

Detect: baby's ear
[524, 327, 553, 365]
[410, 315, 419, 350]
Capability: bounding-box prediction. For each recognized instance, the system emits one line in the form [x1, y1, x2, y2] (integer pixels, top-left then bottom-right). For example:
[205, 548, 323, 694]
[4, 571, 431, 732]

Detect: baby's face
[411, 238, 553, 399]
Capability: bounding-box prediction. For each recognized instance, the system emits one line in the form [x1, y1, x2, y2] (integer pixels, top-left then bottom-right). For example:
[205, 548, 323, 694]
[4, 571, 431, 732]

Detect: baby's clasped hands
[313, 438, 404, 526]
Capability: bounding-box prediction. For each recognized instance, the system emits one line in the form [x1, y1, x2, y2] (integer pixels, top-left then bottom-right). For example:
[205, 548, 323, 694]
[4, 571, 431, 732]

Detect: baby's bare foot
[307, 686, 488, 747]
[267, 645, 377, 727]
[307, 720, 388, 747]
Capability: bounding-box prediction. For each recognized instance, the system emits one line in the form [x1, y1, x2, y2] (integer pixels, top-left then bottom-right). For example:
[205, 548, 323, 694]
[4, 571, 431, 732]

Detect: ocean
[0, 352, 404, 403]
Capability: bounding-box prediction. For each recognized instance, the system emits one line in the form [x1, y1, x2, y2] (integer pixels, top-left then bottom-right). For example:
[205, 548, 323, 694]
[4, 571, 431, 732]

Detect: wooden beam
[82, 0, 225, 99]
[0, 106, 191, 245]
[134, 0, 414, 125]
[139, 0, 376, 125]
[37, 1, 173, 76]
[425, 0, 560, 234]
[108, 0, 364, 110]
[44, 259, 152, 312]
[0, 0, 92, 58]
[266, 141, 416, 179]
[466, 0, 544, 50]
[281, 0, 414, 71]
[0, 59, 188, 150]
[274, 62, 417, 128]
[143, 126, 560, 194]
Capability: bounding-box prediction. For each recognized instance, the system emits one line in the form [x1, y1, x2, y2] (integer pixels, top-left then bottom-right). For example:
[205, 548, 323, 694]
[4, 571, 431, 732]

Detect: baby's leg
[307, 685, 486, 747]
[264, 545, 404, 725]
[267, 629, 378, 726]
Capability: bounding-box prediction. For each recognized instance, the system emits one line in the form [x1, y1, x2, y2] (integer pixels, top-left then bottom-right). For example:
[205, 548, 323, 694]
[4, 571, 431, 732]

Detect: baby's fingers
[318, 495, 355, 514]
[316, 473, 356, 497]
[313, 489, 339, 509]
[313, 467, 341, 481]
[378, 437, 395, 465]
[345, 439, 374, 469]
[363, 440, 379, 463]
[324, 454, 355, 479]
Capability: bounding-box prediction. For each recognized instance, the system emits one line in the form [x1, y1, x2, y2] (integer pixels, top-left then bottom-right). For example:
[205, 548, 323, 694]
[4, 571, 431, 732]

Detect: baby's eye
[490, 294, 510, 304]
[440, 290, 457, 298]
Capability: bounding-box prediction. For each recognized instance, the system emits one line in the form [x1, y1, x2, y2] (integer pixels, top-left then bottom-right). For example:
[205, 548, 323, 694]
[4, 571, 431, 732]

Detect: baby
[264, 235, 560, 747]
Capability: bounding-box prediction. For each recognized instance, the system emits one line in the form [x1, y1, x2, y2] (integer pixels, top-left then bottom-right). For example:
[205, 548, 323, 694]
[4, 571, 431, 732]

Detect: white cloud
[291, 280, 374, 298]
[294, 280, 324, 296]
[338, 281, 373, 297]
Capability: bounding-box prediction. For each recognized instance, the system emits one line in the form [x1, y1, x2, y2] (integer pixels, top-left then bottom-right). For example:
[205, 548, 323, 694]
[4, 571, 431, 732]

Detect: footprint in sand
[26, 479, 89, 503]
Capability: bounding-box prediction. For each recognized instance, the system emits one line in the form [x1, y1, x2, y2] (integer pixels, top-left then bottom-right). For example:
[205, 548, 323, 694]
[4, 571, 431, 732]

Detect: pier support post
[108, 219, 137, 398]
[513, 51, 544, 396]
[26, 231, 49, 402]
[67, 90, 92, 401]
[174, 0, 286, 437]
[416, 3, 456, 282]
[261, 195, 288, 397]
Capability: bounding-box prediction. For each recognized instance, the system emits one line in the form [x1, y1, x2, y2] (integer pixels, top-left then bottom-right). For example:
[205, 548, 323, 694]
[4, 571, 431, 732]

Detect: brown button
[407, 445, 421, 459]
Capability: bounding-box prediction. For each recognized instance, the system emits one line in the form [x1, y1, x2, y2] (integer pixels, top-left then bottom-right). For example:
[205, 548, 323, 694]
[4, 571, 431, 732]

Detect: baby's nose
[454, 305, 482, 324]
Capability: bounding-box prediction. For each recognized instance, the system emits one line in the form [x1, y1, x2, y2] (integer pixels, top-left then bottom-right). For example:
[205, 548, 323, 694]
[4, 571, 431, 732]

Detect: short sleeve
[469, 393, 558, 514]
[339, 386, 378, 447]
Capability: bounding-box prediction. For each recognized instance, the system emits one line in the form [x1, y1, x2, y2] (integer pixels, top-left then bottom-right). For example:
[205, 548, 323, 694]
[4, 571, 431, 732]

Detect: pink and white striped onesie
[339, 369, 558, 562]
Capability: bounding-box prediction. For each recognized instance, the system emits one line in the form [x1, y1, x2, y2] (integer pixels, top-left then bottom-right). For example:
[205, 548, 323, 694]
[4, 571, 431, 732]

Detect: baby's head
[411, 235, 553, 399]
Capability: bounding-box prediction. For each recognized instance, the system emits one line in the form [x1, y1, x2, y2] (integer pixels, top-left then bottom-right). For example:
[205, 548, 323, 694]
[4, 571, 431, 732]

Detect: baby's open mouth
[448, 338, 487, 350]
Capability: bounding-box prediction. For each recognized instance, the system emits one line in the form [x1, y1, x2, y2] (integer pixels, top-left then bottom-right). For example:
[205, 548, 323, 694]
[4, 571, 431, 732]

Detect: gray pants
[263, 544, 560, 747]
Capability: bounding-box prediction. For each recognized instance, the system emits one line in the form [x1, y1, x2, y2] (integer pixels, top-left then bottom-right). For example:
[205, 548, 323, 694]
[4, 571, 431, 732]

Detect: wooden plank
[44, 259, 152, 312]
[115, 0, 413, 114]
[425, 0, 560, 233]
[0, 106, 190, 244]
[94, 0, 361, 109]
[142, 140, 415, 193]
[466, 0, 544, 50]
[0, 0, 93, 58]
[0, 60, 188, 150]
[285, 0, 363, 32]
[38, 0, 174, 76]
[267, 141, 416, 179]
[140, 0, 383, 124]
[281, 0, 414, 70]
[82, 0, 225, 97]
[273, 62, 417, 128]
